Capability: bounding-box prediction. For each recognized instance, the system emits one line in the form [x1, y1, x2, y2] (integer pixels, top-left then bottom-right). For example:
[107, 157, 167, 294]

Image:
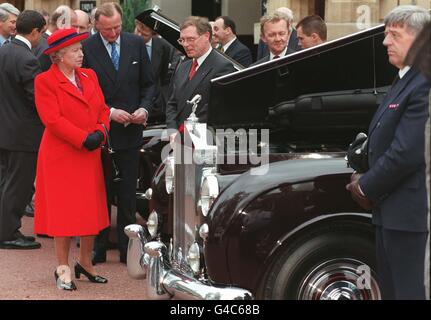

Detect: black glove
[83, 130, 104, 151]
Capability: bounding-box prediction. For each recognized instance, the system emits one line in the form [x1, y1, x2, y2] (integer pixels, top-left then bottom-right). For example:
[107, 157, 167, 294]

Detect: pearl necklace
[62, 70, 77, 86]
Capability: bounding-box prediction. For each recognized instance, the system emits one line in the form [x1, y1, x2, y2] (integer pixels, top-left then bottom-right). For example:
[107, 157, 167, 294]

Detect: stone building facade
[2, 0, 430, 40]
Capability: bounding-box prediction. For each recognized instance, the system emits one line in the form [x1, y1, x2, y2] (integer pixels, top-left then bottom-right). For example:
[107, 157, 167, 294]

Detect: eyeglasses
[177, 34, 203, 45]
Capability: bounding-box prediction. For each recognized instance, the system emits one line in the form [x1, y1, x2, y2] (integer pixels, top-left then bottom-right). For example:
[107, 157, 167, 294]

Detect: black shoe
[24, 204, 34, 217]
[74, 262, 108, 283]
[54, 270, 77, 291]
[0, 238, 41, 249]
[14, 231, 36, 242]
[36, 234, 53, 239]
[91, 250, 107, 265]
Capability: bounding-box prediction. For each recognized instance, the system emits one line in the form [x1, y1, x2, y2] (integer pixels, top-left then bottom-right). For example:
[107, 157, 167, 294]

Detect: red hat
[44, 28, 89, 55]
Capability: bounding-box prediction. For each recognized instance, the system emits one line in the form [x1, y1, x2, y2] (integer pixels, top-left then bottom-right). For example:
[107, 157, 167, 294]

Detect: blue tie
[146, 44, 152, 61]
[110, 42, 119, 71]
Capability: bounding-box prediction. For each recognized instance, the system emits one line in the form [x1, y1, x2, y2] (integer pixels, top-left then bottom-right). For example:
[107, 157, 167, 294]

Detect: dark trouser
[376, 226, 428, 300]
[94, 147, 140, 255]
[0, 149, 37, 241]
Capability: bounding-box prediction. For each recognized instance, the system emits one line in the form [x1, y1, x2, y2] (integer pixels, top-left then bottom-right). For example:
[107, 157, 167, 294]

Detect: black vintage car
[126, 8, 397, 300]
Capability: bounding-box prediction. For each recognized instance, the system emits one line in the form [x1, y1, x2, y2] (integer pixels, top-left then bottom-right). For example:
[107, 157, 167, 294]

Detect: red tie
[188, 59, 198, 80]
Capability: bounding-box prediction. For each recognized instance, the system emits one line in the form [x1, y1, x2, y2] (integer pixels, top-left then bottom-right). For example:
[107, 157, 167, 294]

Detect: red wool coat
[34, 64, 110, 236]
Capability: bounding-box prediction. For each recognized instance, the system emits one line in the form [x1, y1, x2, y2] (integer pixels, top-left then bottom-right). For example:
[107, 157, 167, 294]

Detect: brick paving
[0, 210, 150, 300]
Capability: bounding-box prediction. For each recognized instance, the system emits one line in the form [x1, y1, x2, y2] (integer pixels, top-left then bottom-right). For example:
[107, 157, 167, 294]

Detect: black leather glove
[83, 130, 104, 151]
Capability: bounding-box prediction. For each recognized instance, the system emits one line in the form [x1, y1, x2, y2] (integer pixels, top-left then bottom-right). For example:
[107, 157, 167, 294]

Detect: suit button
[376, 122, 380, 128]
[369, 148, 373, 154]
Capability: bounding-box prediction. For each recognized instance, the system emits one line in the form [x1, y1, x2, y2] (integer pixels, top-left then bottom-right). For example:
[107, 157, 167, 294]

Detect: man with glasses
[82, 2, 155, 265]
[166, 16, 234, 140]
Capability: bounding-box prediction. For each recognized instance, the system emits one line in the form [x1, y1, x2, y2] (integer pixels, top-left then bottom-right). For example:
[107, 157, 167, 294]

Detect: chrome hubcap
[298, 258, 380, 300]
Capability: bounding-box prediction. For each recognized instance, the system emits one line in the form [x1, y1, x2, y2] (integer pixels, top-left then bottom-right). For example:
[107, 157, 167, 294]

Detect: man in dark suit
[166, 16, 235, 135]
[251, 13, 294, 66]
[256, 6, 300, 60]
[0, 10, 46, 249]
[346, 5, 430, 300]
[213, 16, 252, 67]
[135, 20, 176, 123]
[82, 2, 155, 264]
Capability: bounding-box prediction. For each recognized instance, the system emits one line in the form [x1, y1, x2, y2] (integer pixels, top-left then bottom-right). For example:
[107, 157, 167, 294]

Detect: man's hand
[346, 173, 373, 210]
[130, 108, 148, 125]
[111, 108, 133, 124]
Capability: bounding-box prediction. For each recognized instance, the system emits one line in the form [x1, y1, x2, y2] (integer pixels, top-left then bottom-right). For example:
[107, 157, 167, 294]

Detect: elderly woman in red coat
[34, 28, 109, 291]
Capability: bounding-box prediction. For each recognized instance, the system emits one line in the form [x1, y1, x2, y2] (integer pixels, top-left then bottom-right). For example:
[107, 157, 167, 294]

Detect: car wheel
[260, 222, 381, 300]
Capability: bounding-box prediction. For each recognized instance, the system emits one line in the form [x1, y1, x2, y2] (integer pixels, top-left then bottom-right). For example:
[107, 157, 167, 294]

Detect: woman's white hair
[384, 5, 430, 35]
[49, 48, 67, 64]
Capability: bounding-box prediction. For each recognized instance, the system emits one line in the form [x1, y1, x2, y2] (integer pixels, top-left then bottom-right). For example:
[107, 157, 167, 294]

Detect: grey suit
[0, 39, 43, 241]
[165, 48, 235, 129]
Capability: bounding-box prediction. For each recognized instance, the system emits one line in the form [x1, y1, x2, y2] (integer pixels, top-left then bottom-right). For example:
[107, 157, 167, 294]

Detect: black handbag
[101, 123, 122, 183]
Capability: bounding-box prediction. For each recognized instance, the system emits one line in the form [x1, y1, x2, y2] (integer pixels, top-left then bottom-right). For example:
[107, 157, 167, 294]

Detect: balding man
[34, 6, 78, 69]
[296, 15, 327, 49]
[0, 3, 20, 46]
[213, 16, 252, 67]
[75, 9, 90, 33]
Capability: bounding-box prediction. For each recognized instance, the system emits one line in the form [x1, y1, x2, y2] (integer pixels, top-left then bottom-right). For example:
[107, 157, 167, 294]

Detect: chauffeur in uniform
[346, 6, 430, 300]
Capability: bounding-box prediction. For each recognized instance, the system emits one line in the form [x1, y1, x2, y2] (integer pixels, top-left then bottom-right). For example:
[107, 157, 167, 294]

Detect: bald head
[74, 9, 90, 33]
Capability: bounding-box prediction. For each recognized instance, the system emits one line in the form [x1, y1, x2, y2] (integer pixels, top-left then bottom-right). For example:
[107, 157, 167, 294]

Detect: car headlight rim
[147, 210, 158, 238]
[165, 156, 175, 194]
[199, 173, 219, 217]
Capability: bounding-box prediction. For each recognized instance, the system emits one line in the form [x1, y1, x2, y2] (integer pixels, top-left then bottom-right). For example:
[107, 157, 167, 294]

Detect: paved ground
[0, 209, 150, 300]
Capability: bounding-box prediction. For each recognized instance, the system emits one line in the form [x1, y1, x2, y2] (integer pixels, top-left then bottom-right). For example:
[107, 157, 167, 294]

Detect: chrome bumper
[125, 225, 253, 300]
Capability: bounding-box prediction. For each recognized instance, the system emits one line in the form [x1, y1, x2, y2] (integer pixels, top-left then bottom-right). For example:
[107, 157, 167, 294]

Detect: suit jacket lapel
[91, 35, 117, 84]
[225, 39, 238, 56]
[368, 69, 417, 136]
[52, 65, 92, 107]
[116, 33, 132, 89]
[177, 51, 215, 120]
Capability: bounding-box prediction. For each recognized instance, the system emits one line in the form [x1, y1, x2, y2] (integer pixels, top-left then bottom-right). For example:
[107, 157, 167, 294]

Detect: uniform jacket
[165, 48, 235, 129]
[34, 65, 110, 236]
[0, 38, 43, 152]
[82, 32, 156, 150]
[360, 68, 430, 232]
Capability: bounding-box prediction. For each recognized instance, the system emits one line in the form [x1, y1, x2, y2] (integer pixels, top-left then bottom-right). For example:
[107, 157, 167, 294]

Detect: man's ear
[311, 32, 319, 42]
[261, 33, 268, 44]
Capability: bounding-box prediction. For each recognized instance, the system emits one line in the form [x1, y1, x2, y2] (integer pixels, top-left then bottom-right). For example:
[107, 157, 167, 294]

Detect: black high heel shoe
[74, 262, 108, 283]
[54, 269, 77, 291]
